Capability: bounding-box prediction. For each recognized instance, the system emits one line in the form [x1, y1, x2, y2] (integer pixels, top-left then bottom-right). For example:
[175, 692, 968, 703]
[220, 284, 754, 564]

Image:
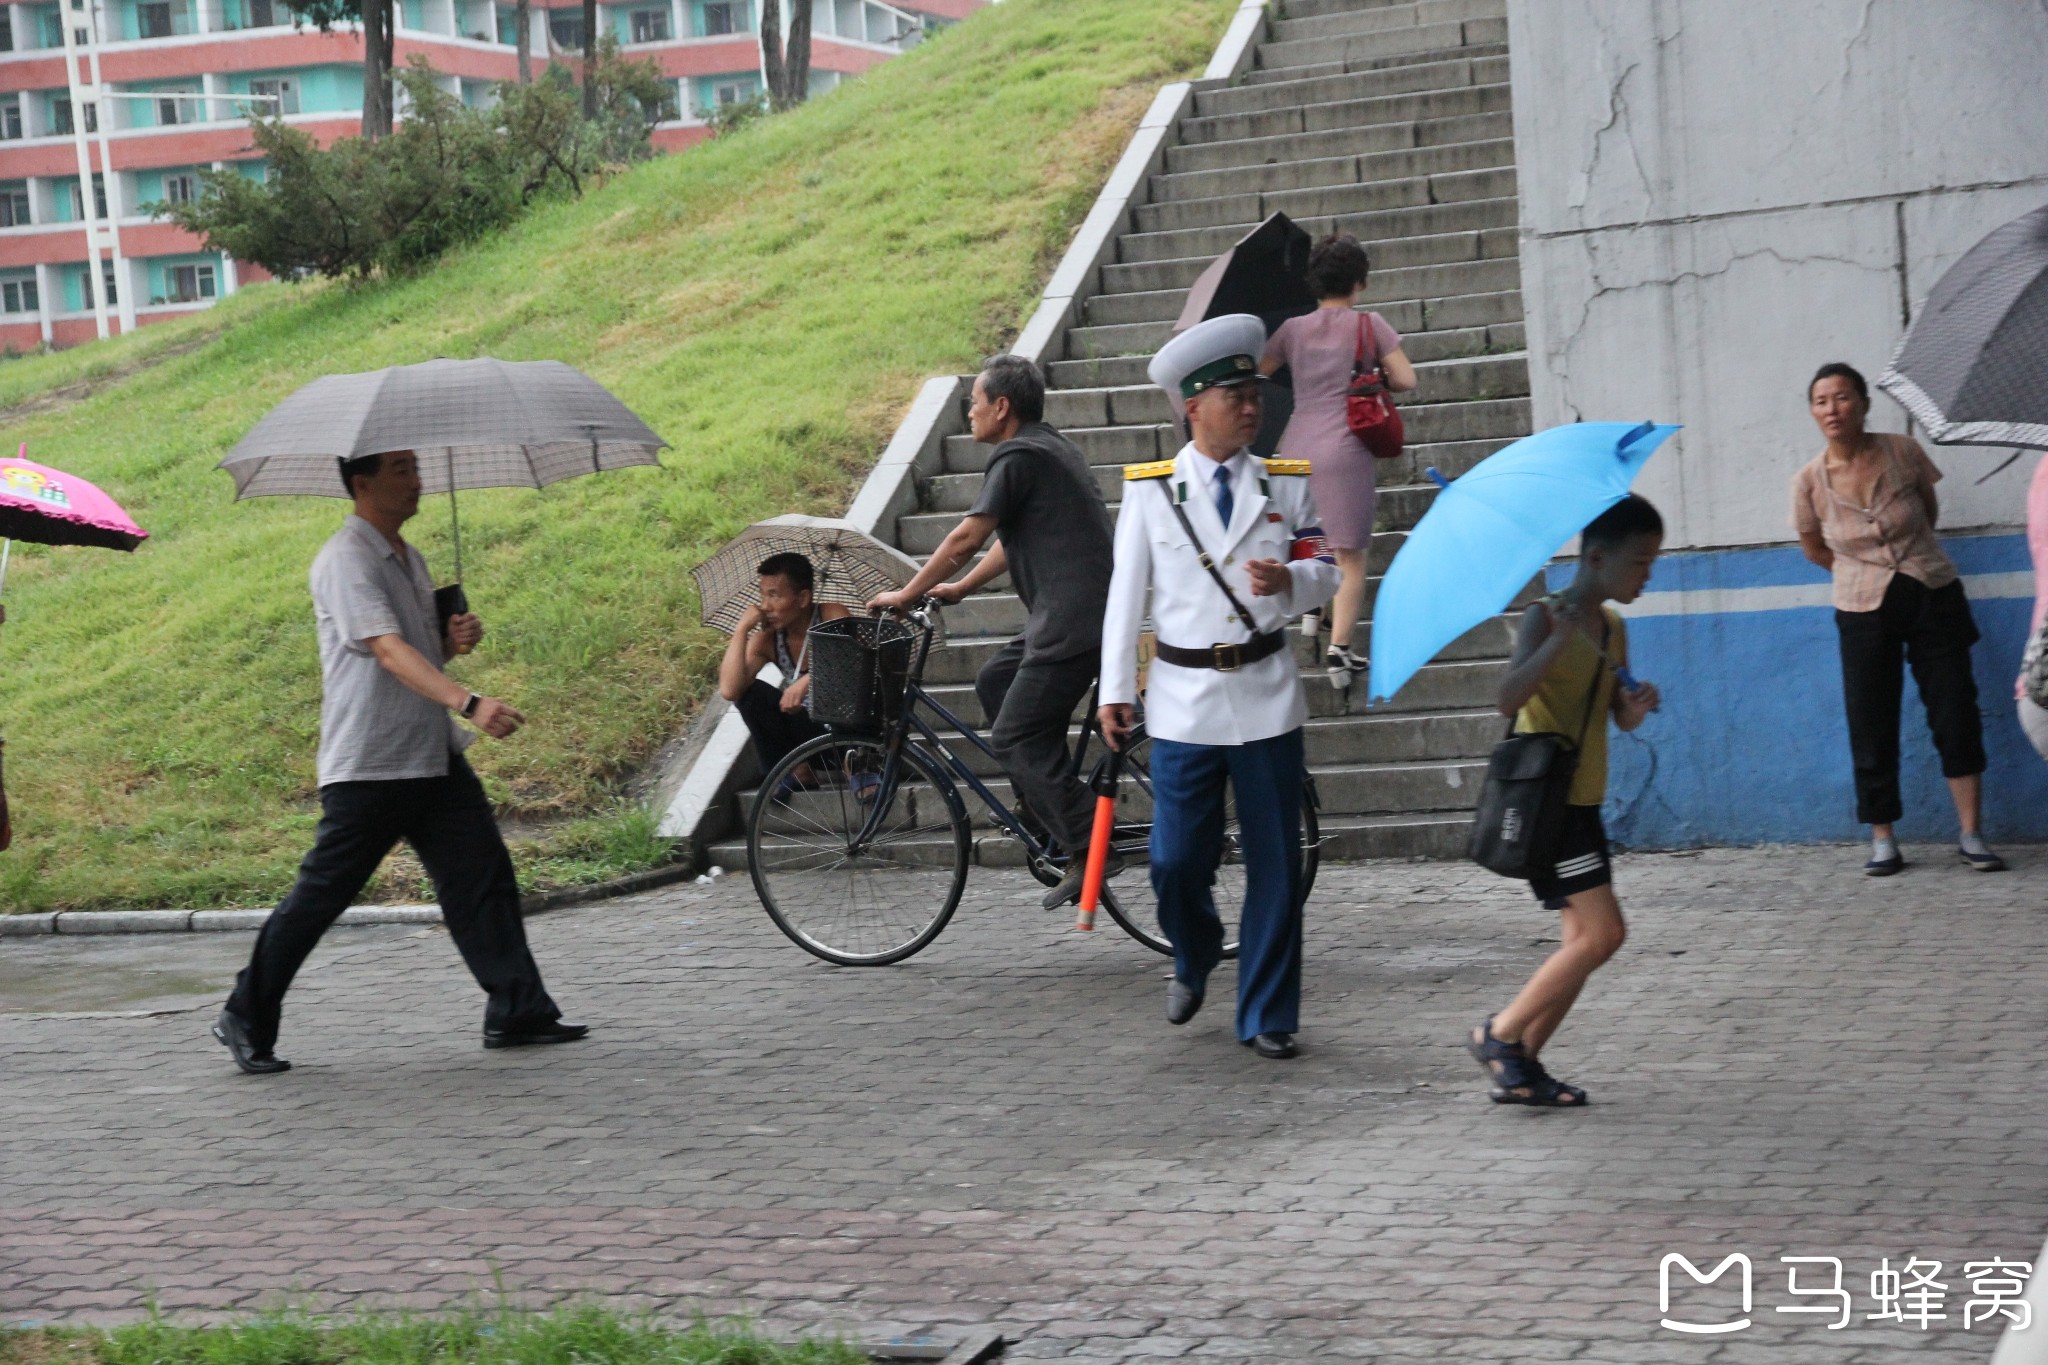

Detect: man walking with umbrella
[214, 449, 585, 1074]
[1099, 315, 1341, 1058]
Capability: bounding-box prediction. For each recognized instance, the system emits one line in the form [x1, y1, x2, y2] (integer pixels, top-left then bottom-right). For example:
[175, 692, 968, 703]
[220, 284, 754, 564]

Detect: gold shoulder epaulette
[1123, 459, 1177, 480]
[1263, 458, 1311, 476]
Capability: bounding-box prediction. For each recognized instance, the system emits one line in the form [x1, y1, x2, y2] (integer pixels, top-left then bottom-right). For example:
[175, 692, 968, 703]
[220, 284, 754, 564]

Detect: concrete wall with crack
[1508, 0, 2048, 847]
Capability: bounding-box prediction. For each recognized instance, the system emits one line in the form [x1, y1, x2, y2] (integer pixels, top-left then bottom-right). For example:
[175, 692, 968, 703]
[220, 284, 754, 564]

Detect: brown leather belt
[1152, 630, 1286, 673]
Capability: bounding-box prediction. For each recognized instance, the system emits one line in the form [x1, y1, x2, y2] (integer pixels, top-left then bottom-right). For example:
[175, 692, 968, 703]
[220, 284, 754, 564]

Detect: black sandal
[1467, 1017, 1535, 1098]
[1498, 1054, 1589, 1108]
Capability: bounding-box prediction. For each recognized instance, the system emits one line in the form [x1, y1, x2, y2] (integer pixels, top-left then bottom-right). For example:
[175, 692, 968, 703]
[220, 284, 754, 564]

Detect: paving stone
[1, 847, 2042, 1359]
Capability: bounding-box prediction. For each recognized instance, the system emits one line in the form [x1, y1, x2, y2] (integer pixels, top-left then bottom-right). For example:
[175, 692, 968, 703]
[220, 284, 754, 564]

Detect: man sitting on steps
[870, 353, 1118, 908]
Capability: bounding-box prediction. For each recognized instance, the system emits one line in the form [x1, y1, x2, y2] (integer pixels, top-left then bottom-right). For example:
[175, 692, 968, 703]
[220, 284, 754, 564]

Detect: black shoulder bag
[1467, 628, 1608, 880]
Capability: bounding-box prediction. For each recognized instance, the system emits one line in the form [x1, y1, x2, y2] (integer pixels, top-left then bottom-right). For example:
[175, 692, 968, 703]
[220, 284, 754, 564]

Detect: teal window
[0, 98, 19, 141]
[1, 276, 38, 313]
[247, 76, 299, 114]
[697, 1, 746, 36]
[548, 8, 581, 47]
[0, 182, 28, 226]
[629, 7, 666, 40]
[165, 261, 216, 302]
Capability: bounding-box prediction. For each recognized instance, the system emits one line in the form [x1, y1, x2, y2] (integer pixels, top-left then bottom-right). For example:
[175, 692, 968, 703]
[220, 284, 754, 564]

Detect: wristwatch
[461, 692, 481, 718]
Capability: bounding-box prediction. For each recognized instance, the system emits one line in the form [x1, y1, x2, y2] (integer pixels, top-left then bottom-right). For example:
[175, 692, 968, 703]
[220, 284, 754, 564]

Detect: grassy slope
[0, 0, 1231, 911]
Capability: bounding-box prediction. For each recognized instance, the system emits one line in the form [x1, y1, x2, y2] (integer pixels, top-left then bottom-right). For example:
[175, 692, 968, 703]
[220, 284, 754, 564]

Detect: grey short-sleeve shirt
[966, 421, 1115, 663]
[310, 515, 471, 786]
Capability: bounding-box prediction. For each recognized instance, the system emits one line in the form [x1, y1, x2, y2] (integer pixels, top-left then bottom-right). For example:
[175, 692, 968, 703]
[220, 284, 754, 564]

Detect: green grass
[0, 0, 1232, 911]
[0, 1304, 868, 1365]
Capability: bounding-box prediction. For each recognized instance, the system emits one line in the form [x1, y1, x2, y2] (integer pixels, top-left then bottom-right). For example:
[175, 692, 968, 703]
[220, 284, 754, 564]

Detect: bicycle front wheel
[747, 733, 971, 965]
[1094, 731, 1321, 959]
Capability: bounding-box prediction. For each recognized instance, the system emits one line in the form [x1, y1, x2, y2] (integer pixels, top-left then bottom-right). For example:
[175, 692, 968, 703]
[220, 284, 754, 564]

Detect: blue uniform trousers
[1147, 727, 1305, 1041]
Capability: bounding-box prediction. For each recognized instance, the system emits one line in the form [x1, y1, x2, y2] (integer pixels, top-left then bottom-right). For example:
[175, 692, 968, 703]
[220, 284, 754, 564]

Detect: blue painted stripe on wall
[1541, 532, 2048, 848]
[1544, 531, 2032, 607]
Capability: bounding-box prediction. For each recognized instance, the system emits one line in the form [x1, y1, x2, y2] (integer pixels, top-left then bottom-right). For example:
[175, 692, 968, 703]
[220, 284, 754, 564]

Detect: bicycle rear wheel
[1095, 730, 1321, 959]
[747, 733, 970, 965]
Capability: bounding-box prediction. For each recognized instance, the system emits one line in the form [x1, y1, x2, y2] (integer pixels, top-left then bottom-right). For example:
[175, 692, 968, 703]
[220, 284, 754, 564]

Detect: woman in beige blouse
[1792, 362, 2000, 876]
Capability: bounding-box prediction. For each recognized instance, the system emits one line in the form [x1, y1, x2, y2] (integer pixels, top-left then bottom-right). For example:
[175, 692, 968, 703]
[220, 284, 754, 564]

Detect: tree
[514, 0, 531, 83]
[582, 0, 599, 116]
[158, 53, 671, 280]
[287, 0, 395, 138]
[758, 0, 813, 112]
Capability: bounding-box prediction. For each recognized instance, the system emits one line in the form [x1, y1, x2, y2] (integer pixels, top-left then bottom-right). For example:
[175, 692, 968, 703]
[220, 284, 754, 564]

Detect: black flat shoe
[483, 1020, 591, 1050]
[1242, 1032, 1297, 1059]
[1042, 851, 1127, 910]
[1166, 980, 1204, 1026]
[212, 1009, 290, 1075]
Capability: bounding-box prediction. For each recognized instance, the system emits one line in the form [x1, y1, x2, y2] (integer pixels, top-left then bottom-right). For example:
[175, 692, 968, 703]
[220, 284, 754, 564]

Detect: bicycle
[745, 600, 1320, 966]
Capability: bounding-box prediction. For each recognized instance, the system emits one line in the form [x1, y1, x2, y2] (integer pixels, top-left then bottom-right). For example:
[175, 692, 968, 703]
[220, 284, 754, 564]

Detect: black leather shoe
[483, 1020, 591, 1050]
[1166, 980, 1204, 1026]
[1042, 851, 1127, 910]
[1241, 1032, 1298, 1059]
[212, 1009, 290, 1075]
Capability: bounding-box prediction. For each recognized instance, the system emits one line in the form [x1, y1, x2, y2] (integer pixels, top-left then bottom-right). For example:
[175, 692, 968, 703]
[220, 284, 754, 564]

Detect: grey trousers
[974, 637, 1099, 858]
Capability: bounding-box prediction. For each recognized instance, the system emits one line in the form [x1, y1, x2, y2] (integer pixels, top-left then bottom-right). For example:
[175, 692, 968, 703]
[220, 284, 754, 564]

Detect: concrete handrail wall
[658, 0, 1271, 848]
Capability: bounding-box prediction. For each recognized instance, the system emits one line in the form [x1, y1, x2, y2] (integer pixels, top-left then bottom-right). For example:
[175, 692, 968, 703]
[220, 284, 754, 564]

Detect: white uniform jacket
[1100, 445, 1342, 745]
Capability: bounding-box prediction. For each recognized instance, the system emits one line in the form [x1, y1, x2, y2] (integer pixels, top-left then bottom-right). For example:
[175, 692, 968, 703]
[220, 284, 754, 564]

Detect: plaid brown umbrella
[692, 515, 923, 635]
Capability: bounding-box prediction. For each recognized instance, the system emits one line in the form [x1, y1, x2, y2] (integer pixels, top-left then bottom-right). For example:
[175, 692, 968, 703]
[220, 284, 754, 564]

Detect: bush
[159, 50, 674, 281]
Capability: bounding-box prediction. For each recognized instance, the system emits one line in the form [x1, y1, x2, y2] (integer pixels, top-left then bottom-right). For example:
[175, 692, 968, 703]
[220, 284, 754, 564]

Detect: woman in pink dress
[1259, 234, 1417, 688]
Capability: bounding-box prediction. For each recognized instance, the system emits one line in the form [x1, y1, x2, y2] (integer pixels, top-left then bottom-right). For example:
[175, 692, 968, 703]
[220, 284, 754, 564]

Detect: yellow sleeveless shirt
[1514, 595, 1627, 807]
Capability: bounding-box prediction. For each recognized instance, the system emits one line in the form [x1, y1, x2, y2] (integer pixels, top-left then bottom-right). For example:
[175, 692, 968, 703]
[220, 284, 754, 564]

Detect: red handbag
[1345, 313, 1405, 460]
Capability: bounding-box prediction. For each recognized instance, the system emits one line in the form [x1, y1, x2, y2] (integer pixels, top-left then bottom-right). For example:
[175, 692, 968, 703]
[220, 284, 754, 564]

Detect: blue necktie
[1213, 464, 1234, 529]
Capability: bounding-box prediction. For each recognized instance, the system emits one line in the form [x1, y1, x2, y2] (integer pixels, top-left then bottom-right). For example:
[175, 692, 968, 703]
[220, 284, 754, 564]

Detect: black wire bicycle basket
[807, 616, 914, 731]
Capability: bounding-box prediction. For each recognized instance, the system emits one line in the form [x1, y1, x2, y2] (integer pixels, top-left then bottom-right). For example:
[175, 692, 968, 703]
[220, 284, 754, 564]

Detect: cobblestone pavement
[4, 845, 2046, 1361]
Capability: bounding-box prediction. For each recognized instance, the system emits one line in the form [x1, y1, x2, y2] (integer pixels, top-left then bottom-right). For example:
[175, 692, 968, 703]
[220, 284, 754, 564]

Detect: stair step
[1132, 164, 1517, 235]
[1101, 225, 1516, 297]
[1043, 320, 1520, 388]
[1269, 0, 1506, 48]
[1085, 256, 1521, 327]
[1177, 81, 1511, 148]
[707, 808, 1480, 876]
[1163, 109, 1512, 175]
[1150, 136, 1514, 204]
[1257, 14, 1507, 75]
[1196, 52, 1508, 118]
[936, 394, 1527, 478]
[1116, 195, 1518, 267]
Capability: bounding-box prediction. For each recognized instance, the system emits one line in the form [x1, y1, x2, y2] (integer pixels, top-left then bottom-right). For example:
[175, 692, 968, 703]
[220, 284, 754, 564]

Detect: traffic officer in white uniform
[1098, 314, 1341, 1059]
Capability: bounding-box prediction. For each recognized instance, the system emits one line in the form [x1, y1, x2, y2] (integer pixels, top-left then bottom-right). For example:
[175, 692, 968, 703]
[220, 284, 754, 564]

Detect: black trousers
[227, 752, 559, 1052]
[974, 637, 1098, 857]
[735, 679, 827, 776]
[1835, 574, 1986, 826]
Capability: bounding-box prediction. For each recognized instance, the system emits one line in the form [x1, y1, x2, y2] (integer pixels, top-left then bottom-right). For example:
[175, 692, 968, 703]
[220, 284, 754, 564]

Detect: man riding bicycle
[869, 353, 1118, 909]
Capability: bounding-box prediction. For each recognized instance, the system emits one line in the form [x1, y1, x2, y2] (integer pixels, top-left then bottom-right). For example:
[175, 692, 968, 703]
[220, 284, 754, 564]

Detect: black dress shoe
[1241, 1032, 1298, 1059]
[483, 1020, 591, 1050]
[212, 1009, 291, 1075]
[1042, 851, 1127, 910]
[1166, 979, 1204, 1026]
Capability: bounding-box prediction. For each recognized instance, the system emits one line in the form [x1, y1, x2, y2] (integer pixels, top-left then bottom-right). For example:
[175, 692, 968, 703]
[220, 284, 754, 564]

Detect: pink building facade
[0, 0, 984, 349]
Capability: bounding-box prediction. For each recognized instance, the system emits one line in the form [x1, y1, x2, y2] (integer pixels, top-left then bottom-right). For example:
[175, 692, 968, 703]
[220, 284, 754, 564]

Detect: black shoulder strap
[1160, 481, 1259, 638]
[1505, 599, 1611, 745]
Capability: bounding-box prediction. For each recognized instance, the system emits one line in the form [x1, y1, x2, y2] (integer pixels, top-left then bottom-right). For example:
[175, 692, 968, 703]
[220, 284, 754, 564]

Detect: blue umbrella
[1366, 420, 1679, 703]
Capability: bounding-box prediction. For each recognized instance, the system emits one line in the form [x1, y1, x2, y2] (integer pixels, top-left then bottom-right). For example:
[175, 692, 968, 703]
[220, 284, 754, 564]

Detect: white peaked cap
[1147, 313, 1269, 400]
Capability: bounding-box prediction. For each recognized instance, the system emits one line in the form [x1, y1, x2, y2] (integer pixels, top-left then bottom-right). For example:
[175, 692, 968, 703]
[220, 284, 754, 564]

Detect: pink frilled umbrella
[0, 446, 149, 556]
[0, 445, 147, 850]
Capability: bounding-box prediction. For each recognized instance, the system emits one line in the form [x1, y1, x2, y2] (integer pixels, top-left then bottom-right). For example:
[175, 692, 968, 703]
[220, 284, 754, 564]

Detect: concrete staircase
[710, 0, 1530, 867]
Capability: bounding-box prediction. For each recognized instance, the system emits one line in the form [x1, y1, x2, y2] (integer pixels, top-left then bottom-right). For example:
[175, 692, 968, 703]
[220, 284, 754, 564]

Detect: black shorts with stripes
[1527, 804, 1611, 909]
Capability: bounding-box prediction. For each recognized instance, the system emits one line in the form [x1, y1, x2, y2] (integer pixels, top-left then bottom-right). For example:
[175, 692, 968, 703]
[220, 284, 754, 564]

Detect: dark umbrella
[1172, 213, 1318, 457]
[222, 357, 666, 635]
[1879, 201, 2048, 450]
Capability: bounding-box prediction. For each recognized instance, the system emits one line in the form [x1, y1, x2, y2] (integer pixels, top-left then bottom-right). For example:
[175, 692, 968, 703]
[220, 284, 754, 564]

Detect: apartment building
[0, 0, 984, 349]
